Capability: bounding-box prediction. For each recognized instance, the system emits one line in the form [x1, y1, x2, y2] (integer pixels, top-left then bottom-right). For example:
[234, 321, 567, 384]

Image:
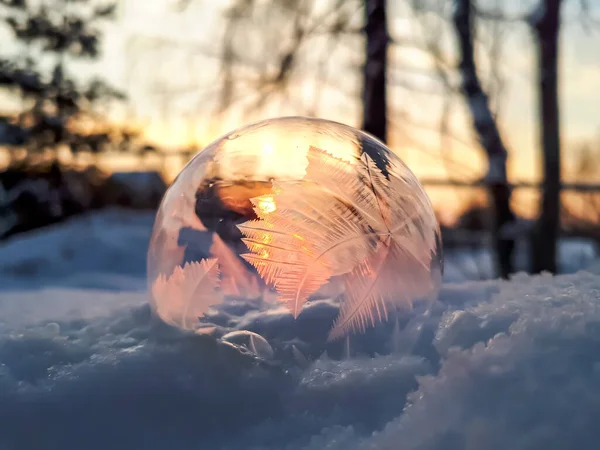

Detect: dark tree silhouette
[452, 0, 516, 278]
[362, 0, 389, 144]
[0, 0, 124, 158]
[359, 0, 391, 179]
[530, 0, 563, 274]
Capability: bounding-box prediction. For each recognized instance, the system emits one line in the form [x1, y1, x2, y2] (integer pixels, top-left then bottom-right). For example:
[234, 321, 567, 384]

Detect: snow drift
[1, 210, 600, 449]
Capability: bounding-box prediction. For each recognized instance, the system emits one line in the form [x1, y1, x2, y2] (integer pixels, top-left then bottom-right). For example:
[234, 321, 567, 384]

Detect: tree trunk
[452, 0, 515, 278]
[530, 0, 562, 274]
[362, 0, 388, 143]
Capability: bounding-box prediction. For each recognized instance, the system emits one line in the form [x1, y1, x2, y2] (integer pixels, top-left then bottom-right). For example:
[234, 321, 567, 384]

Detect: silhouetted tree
[0, 0, 124, 158]
[452, 0, 516, 278]
[362, 0, 388, 143]
[530, 0, 563, 274]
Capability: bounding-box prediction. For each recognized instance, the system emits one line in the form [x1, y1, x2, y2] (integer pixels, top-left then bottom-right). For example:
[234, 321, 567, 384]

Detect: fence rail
[420, 179, 600, 193]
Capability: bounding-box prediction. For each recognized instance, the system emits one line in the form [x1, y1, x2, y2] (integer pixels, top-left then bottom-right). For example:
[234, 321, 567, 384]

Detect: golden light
[257, 195, 277, 214]
[217, 122, 360, 182]
[263, 143, 275, 155]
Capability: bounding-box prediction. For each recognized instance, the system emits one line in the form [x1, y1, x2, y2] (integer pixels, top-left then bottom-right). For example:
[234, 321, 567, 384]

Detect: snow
[0, 208, 154, 291]
[443, 237, 599, 283]
[1, 210, 600, 449]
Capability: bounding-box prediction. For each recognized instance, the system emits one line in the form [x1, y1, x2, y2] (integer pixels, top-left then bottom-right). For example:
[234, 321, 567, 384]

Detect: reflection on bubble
[147, 117, 443, 343]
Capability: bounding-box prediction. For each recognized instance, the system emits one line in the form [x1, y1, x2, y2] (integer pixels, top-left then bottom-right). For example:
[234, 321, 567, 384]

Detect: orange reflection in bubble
[257, 195, 277, 214]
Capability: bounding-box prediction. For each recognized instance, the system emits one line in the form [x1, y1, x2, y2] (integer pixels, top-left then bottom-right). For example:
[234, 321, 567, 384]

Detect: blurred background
[1, 0, 599, 283]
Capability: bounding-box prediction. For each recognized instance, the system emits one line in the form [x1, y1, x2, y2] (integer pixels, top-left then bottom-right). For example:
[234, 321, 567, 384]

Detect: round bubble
[147, 117, 443, 343]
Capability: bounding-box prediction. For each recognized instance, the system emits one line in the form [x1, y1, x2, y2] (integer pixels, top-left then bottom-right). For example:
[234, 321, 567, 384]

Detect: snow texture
[0, 208, 153, 291]
[1, 210, 600, 449]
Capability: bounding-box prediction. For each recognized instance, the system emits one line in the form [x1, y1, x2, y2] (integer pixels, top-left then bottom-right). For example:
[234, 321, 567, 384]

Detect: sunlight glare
[263, 143, 274, 155]
[257, 195, 277, 214]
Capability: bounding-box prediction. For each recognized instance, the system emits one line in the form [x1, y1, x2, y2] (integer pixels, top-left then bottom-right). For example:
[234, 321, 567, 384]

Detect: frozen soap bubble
[147, 117, 443, 342]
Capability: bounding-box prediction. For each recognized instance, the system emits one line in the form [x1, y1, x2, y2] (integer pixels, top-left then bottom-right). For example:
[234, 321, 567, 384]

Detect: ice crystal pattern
[238, 146, 439, 340]
[151, 259, 220, 331]
[147, 117, 442, 340]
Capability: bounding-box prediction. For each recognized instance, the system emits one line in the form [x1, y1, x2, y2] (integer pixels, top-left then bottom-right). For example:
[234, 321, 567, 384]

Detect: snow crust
[1, 210, 600, 449]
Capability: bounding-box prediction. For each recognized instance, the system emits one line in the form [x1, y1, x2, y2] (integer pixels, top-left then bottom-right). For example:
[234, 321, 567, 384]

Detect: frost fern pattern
[237, 146, 439, 340]
[151, 258, 220, 331]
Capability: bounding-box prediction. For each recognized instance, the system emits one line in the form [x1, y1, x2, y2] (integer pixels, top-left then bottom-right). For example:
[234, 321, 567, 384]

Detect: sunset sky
[87, 1, 599, 179]
[2, 0, 599, 220]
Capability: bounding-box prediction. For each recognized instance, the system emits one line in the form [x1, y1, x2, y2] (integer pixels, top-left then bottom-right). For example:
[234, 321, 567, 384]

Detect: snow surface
[0, 209, 153, 291]
[1, 210, 600, 449]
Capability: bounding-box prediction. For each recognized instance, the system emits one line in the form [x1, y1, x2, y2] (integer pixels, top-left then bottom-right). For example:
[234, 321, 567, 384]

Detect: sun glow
[257, 195, 277, 214]
[263, 143, 274, 155]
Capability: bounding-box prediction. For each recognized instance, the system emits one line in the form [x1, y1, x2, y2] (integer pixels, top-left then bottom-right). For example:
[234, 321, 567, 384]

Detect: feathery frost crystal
[147, 117, 443, 341]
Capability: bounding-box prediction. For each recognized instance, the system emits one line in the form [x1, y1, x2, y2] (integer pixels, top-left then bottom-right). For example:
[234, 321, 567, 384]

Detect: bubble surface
[147, 117, 443, 342]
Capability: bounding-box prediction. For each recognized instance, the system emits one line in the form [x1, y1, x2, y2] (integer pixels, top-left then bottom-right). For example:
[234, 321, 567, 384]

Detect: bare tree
[529, 0, 563, 274]
[362, 0, 389, 143]
[205, 0, 364, 119]
[452, 0, 515, 278]
[173, 0, 394, 142]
